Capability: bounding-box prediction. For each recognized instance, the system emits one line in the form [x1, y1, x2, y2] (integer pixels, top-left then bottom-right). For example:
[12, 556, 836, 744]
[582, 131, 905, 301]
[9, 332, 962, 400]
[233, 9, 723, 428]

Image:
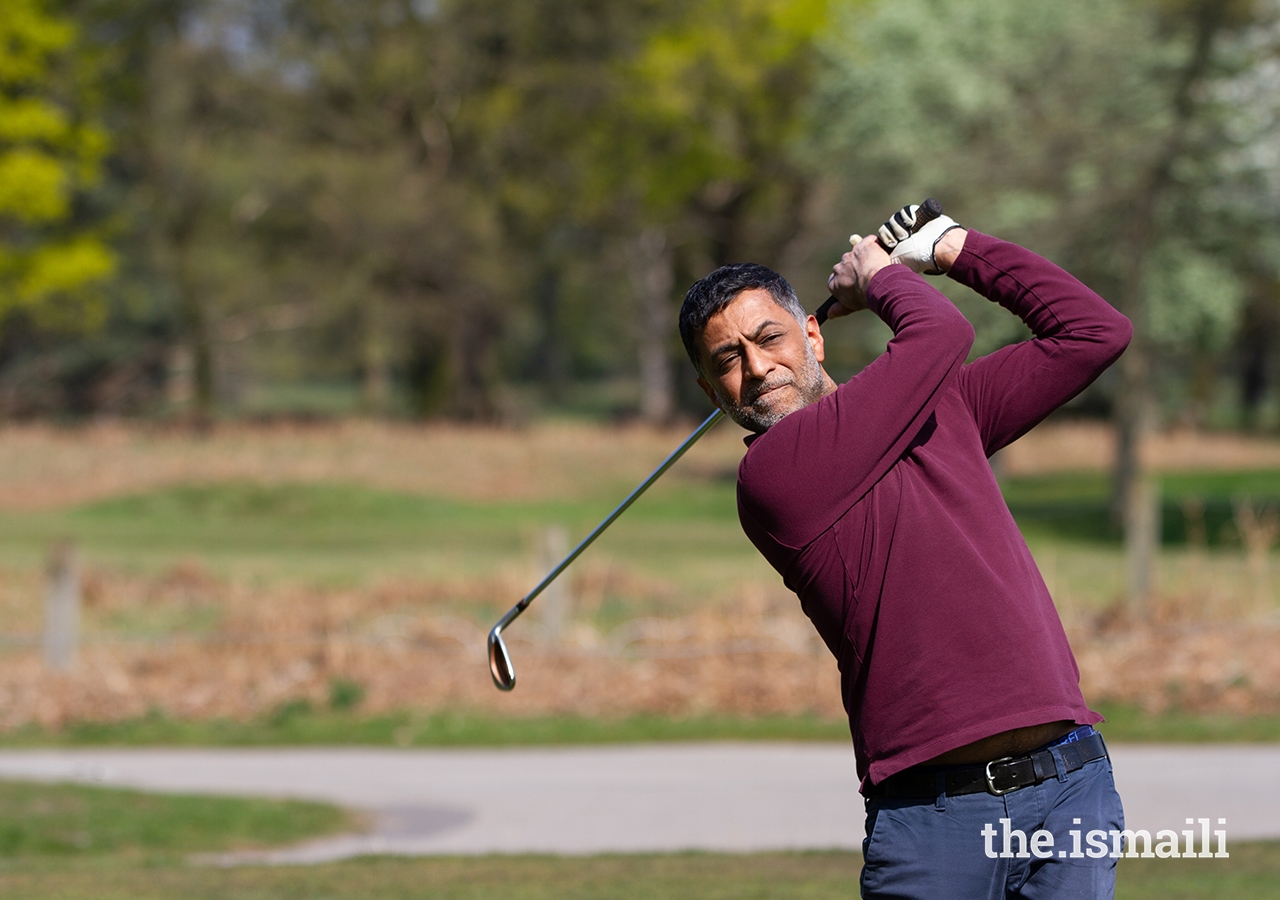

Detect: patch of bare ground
[1001, 421, 1280, 475]
[0, 419, 752, 511]
[2, 564, 1278, 731]
[7, 418, 1280, 512]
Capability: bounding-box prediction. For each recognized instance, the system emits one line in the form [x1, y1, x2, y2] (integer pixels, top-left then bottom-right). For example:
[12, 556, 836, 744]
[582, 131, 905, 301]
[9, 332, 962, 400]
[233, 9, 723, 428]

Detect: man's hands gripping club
[825, 202, 966, 319]
[825, 235, 889, 317]
[878, 203, 964, 275]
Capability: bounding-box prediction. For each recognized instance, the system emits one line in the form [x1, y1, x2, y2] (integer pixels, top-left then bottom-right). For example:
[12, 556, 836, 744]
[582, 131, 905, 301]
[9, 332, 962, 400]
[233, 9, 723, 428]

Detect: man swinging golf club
[679, 204, 1132, 900]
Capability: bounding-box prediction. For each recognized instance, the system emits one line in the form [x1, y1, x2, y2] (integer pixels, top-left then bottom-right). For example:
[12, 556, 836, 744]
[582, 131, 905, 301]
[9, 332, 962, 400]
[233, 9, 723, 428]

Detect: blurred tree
[14, 0, 844, 421]
[582, 0, 832, 421]
[146, 27, 246, 423]
[0, 0, 115, 338]
[812, 0, 1279, 612]
[25, 0, 245, 422]
[73, 0, 390, 422]
[237, 0, 643, 420]
[244, 0, 839, 422]
[1225, 11, 1280, 429]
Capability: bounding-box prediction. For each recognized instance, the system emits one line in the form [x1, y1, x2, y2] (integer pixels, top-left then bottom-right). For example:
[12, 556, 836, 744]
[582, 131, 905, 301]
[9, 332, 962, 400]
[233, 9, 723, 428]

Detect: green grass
[0, 468, 1278, 593]
[0, 778, 1272, 898]
[0, 846, 1275, 899]
[0, 778, 350, 861]
[0, 710, 851, 748]
[1, 467, 1276, 586]
[0, 472, 1278, 750]
[1115, 842, 1280, 899]
[1094, 704, 1280, 743]
[1, 705, 1276, 749]
[1002, 469, 1280, 547]
[0, 479, 758, 589]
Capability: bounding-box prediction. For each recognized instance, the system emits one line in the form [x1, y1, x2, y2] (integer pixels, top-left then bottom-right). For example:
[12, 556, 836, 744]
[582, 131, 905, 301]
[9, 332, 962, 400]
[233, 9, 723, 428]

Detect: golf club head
[488, 625, 516, 691]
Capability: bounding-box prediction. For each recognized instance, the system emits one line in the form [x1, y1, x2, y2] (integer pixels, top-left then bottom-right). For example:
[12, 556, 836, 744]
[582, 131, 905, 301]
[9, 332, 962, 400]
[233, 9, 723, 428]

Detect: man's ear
[696, 376, 722, 410]
[805, 314, 827, 363]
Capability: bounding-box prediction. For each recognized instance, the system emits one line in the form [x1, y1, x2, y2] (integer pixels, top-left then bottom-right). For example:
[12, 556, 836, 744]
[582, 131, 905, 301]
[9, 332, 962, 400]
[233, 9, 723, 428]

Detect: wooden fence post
[539, 526, 571, 644]
[44, 541, 80, 672]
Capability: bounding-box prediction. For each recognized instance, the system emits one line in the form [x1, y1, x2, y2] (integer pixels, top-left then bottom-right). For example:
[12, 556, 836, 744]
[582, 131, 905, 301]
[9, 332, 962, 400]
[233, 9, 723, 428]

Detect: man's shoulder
[735, 399, 821, 486]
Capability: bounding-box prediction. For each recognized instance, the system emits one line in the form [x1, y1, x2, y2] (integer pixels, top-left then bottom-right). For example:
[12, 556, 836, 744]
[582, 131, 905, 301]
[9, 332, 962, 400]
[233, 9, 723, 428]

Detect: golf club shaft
[815, 198, 943, 326]
[490, 408, 726, 636]
[490, 204, 940, 688]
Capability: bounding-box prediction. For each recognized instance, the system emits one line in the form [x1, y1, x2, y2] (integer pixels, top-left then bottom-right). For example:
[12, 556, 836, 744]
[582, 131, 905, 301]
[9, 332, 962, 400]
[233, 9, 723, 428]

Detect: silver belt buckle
[984, 756, 1017, 795]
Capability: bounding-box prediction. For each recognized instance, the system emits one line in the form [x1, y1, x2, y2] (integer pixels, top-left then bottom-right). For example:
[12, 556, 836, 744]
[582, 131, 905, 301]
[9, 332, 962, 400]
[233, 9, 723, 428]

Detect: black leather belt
[864, 732, 1108, 799]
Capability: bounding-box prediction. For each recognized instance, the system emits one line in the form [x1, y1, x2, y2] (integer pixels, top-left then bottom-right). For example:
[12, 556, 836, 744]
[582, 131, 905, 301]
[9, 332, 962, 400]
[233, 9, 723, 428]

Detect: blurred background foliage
[2, 0, 1280, 431]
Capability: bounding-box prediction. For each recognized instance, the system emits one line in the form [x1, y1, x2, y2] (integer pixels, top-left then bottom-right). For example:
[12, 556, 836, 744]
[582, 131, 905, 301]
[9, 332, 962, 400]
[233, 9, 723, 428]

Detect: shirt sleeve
[738, 265, 975, 549]
[949, 231, 1133, 457]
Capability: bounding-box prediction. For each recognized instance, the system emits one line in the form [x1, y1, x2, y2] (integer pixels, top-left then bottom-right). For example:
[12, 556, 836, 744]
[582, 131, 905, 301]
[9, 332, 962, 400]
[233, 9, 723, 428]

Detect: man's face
[695, 288, 833, 433]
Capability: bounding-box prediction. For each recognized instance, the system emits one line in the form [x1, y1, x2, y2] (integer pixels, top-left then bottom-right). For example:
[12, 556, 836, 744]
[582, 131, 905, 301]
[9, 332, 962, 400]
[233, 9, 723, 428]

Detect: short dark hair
[678, 264, 805, 374]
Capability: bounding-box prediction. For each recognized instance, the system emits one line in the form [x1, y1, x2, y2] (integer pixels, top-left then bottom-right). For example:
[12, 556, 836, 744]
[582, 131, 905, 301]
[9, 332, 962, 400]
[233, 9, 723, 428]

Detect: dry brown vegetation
[5, 417, 1280, 513]
[1, 560, 1278, 729]
[2, 419, 1280, 730]
[999, 421, 1280, 475]
[0, 563, 845, 728]
[0, 419, 752, 511]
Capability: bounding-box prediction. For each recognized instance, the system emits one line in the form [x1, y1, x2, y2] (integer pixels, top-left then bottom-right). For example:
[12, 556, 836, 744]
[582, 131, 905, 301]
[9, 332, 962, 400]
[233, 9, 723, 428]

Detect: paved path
[0, 743, 1275, 863]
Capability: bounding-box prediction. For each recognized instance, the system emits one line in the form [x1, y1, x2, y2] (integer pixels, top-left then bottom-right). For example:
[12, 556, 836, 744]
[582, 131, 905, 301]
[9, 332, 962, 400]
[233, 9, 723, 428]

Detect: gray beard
[714, 342, 828, 434]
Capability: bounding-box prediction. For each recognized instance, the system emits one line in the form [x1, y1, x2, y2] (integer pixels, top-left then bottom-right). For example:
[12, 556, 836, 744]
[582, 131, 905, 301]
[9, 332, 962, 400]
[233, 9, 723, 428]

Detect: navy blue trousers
[860, 753, 1124, 899]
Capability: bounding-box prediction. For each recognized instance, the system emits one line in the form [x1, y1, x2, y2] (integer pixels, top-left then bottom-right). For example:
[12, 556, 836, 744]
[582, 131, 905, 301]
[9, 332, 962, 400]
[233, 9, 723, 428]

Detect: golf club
[814, 197, 943, 326]
[488, 408, 724, 689]
[488, 198, 943, 690]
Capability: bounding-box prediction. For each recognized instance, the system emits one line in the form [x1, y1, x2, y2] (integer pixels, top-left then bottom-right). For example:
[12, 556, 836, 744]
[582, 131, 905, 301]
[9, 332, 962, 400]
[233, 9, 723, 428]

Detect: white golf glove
[877, 204, 961, 275]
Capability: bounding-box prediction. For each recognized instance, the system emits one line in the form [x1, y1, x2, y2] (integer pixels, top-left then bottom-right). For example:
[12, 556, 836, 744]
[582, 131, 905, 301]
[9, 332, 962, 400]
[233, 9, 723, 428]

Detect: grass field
[0, 778, 350, 861]
[4, 454, 1280, 598]
[0, 416, 1277, 899]
[4, 468, 1280, 608]
[2, 420, 1280, 605]
[0, 778, 1274, 900]
[0, 704, 1278, 749]
[0, 420, 1278, 732]
[4, 849, 1278, 900]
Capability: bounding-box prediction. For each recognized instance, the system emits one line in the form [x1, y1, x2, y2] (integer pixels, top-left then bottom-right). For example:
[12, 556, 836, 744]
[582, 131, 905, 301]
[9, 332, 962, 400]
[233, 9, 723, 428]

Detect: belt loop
[934, 771, 947, 812]
[1049, 746, 1068, 783]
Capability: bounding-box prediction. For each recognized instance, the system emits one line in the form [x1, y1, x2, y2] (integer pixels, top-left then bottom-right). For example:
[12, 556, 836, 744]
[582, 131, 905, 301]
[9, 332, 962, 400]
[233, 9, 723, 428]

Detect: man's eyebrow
[707, 320, 787, 360]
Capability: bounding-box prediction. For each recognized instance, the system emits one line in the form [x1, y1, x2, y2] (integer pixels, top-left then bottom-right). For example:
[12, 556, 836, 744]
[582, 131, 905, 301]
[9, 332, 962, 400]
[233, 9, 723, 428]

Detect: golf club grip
[814, 297, 841, 326]
[816, 198, 943, 326]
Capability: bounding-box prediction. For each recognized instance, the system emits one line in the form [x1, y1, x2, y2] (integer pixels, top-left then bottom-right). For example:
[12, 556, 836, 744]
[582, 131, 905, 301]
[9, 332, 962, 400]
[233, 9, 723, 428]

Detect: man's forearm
[947, 231, 1128, 346]
[948, 231, 1132, 455]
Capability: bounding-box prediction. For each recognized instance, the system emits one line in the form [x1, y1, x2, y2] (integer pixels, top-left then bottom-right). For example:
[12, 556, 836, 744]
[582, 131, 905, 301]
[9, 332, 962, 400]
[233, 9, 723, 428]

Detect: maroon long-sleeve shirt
[737, 231, 1132, 787]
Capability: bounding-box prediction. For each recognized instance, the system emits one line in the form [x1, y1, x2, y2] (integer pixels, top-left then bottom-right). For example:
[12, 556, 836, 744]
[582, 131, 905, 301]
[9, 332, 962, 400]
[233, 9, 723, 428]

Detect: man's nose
[740, 344, 773, 381]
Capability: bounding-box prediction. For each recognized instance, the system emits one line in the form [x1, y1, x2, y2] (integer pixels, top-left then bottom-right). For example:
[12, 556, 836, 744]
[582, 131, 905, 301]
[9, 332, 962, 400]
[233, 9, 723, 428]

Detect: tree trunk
[175, 237, 214, 429]
[1238, 278, 1280, 430]
[362, 294, 390, 416]
[630, 228, 675, 425]
[1113, 253, 1158, 616]
[534, 268, 567, 404]
[1111, 0, 1225, 615]
[446, 297, 497, 421]
[190, 309, 214, 425]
